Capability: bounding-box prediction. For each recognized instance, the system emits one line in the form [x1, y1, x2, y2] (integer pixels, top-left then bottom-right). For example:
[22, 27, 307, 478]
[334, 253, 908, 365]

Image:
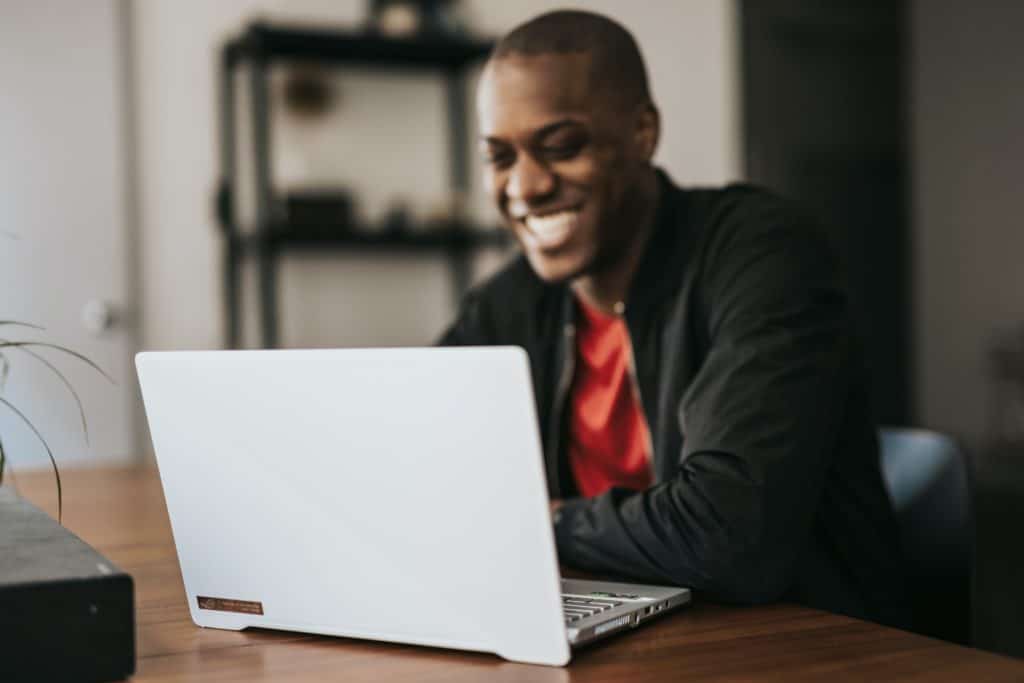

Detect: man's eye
[542, 142, 584, 160]
[483, 150, 514, 168]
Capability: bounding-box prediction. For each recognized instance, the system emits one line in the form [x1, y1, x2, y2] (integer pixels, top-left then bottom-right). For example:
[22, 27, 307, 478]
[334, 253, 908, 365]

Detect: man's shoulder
[683, 182, 815, 236]
[678, 181, 830, 264]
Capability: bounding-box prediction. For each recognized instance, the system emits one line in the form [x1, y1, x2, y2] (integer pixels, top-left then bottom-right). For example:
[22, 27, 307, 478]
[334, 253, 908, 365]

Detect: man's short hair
[490, 10, 652, 111]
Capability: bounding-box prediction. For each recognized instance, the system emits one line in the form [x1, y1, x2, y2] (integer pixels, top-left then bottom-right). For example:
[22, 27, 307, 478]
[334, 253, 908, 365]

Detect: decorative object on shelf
[281, 65, 336, 120]
[282, 188, 355, 238]
[382, 200, 413, 235]
[368, 0, 467, 37]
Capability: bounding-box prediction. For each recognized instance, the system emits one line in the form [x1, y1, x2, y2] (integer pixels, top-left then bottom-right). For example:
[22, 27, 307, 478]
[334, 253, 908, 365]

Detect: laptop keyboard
[562, 595, 623, 624]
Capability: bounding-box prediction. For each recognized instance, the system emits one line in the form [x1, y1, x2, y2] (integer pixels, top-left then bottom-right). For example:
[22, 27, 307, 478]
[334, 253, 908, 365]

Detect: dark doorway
[740, 0, 909, 425]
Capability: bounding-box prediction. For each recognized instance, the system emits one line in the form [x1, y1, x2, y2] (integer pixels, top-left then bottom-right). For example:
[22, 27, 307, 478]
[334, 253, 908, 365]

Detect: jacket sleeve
[553, 216, 852, 603]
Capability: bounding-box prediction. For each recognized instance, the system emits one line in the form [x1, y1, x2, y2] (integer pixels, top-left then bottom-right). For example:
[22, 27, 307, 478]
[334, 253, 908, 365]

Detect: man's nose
[506, 153, 555, 205]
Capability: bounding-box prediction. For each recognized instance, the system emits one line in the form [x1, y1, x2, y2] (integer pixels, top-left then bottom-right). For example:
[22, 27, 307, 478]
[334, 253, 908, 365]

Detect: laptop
[136, 347, 690, 666]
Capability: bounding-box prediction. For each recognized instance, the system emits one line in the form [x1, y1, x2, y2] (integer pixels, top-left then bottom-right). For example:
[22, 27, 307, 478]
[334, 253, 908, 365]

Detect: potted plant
[0, 320, 112, 522]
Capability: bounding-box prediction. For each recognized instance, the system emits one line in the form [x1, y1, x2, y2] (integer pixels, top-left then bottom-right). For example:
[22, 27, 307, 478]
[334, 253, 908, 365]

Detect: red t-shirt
[569, 298, 654, 498]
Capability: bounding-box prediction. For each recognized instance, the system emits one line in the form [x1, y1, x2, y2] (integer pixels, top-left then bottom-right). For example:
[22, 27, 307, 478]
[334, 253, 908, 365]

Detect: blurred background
[1, 0, 1021, 660]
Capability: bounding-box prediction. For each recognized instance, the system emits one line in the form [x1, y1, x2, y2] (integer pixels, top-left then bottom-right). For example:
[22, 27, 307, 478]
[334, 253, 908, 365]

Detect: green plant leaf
[0, 340, 90, 444]
[0, 321, 45, 330]
[0, 341, 115, 384]
[0, 396, 62, 523]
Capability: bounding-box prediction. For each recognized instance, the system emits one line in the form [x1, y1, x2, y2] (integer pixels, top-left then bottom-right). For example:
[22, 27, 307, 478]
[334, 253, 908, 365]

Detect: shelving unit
[216, 22, 502, 349]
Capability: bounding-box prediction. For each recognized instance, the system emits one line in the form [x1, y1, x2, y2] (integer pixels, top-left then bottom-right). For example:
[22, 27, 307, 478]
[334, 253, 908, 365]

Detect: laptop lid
[136, 347, 570, 666]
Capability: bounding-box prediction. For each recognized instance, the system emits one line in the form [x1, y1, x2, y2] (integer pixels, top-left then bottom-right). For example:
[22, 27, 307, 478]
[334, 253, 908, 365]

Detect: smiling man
[441, 10, 907, 627]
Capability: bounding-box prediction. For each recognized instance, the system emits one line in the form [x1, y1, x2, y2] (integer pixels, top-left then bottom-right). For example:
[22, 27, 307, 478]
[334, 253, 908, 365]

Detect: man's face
[477, 52, 652, 283]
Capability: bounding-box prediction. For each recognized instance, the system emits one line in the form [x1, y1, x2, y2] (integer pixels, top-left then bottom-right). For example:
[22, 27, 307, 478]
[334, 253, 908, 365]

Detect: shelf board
[228, 22, 494, 70]
[234, 226, 510, 252]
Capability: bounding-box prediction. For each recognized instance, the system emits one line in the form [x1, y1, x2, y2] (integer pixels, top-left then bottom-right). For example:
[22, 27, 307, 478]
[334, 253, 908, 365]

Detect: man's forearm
[551, 457, 815, 604]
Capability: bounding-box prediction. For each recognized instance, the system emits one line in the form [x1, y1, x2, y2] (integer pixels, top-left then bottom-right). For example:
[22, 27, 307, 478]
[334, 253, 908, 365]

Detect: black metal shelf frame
[217, 22, 498, 348]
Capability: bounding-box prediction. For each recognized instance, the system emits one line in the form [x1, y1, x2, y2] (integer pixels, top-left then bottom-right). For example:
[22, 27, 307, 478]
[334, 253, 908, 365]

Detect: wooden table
[12, 466, 1024, 682]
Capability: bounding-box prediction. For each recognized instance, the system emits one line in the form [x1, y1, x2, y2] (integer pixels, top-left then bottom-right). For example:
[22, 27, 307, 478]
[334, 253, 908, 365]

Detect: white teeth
[524, 210, 579, 246]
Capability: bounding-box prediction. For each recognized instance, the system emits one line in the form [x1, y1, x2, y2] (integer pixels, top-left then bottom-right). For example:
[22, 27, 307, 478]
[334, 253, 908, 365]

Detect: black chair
[879, 428, 973, 644]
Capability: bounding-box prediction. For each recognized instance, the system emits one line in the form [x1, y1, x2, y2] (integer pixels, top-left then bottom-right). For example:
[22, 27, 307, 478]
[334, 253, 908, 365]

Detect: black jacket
[440, 171, 907, 626]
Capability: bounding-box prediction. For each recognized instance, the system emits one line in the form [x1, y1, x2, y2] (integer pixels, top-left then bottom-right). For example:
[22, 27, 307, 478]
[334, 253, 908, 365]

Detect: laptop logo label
[197, 596, 264, 615]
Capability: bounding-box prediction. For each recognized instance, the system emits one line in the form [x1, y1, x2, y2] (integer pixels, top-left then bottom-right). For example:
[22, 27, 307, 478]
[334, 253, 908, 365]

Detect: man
[441, 10, 907, 627]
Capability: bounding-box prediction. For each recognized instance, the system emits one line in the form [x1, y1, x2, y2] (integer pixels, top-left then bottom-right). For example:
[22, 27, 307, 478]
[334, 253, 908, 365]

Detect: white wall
[911, 0, 1024, 450]
[1, 0, 138, 469]
[132, 0, 741, 353]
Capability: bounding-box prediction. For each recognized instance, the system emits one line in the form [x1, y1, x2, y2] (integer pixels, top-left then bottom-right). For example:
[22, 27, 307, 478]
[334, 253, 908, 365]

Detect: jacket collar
[624, 168, 688, 324]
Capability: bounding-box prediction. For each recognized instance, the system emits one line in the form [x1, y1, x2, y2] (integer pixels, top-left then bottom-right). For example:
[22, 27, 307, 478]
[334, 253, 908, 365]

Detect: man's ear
[634, 104, 660, 161]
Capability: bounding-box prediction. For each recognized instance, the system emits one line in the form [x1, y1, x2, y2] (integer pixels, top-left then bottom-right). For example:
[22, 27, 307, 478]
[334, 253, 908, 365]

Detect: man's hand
[549, 499, 564, 516]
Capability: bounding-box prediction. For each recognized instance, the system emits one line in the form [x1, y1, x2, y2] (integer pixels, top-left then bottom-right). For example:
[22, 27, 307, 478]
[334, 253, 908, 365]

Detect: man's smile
[513, 205, 584, 251]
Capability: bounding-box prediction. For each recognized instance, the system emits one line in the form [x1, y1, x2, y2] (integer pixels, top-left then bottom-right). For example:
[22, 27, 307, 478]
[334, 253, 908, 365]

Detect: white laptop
[136, 347, 690, 666]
